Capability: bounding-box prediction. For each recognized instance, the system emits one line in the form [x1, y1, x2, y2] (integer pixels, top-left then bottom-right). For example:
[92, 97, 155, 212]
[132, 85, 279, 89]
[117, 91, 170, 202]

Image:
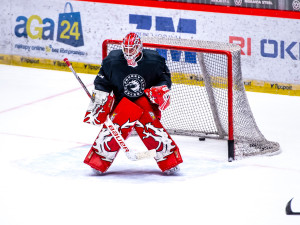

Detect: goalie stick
[63, 58, 156, 161]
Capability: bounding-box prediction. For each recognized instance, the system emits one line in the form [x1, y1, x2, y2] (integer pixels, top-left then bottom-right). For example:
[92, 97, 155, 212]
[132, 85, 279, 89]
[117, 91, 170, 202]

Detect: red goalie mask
[122, 32, 143, 67]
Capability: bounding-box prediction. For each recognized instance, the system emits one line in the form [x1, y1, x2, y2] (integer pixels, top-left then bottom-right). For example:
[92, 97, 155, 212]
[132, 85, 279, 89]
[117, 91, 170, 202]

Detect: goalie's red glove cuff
[144, 85, 170, 111]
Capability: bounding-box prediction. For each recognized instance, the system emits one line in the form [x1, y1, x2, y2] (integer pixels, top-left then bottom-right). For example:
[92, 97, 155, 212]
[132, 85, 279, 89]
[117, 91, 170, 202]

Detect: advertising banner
[208, 0, 278, 9]
[0, 0, 299, 95]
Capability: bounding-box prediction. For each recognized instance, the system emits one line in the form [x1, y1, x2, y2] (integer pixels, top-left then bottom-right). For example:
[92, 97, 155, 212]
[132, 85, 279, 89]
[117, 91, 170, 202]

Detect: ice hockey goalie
[83, 32, 182, 175]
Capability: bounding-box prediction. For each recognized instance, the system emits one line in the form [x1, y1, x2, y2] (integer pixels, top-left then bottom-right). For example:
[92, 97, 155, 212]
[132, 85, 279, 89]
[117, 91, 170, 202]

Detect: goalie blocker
[144, 85, 170, 111]
[83, 89, 115, 126]
[84, 96, 182, 173]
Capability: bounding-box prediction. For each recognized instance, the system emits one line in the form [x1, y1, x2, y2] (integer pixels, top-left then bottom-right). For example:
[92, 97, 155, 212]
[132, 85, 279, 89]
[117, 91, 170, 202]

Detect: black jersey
[94, 49, 171, 102]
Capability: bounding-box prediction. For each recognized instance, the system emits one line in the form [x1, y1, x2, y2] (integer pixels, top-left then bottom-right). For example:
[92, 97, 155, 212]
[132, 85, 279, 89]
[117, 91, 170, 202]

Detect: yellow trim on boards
[0, 54, 100, 74]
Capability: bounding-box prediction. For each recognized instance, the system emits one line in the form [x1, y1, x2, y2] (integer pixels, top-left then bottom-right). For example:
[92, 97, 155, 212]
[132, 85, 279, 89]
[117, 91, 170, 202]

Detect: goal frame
[102, 39, 235, 161]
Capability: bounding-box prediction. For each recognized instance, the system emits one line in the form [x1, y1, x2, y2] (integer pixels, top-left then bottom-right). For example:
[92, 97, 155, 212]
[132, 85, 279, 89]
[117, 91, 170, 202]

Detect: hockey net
[102, 37, 280, 160]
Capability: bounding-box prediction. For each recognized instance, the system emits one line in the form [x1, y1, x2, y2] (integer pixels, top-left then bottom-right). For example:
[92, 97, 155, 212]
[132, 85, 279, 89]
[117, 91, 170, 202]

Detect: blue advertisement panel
[57, 2, 84, 47]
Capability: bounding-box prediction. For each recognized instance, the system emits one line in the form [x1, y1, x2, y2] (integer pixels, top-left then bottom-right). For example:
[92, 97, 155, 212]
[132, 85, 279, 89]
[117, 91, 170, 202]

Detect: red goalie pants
[84, 96, 183, 173]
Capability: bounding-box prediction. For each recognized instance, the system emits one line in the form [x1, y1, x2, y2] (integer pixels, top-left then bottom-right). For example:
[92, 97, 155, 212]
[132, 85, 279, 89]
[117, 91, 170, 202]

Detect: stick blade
[126, 149, 156, 161]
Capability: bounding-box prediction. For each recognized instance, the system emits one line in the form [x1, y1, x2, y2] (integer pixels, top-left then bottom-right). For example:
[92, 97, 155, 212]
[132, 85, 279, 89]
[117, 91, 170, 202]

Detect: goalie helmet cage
[102, 37, 280, 161]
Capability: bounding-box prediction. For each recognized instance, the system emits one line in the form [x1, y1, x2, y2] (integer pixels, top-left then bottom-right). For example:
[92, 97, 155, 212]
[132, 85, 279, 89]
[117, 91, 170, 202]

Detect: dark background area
[152, 0, 300, 11]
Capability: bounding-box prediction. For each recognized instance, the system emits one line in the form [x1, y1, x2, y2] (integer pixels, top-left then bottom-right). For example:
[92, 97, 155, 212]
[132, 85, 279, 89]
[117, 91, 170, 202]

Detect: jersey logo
[123, 74, 146, 97]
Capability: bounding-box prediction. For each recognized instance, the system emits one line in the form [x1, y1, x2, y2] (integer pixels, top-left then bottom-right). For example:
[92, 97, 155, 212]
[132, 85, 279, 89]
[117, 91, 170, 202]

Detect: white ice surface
[0, 64, 300, 225]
